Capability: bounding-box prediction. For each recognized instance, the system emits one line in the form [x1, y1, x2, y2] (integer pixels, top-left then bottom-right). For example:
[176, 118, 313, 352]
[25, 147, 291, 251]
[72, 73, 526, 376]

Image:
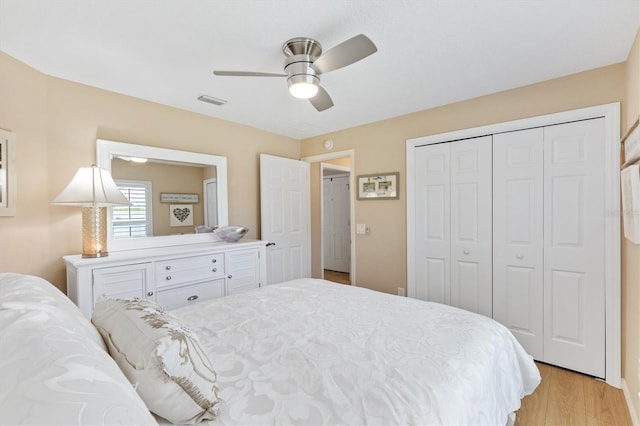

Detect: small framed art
[170, 204, 194, 227]
[357, 172, 399, 200]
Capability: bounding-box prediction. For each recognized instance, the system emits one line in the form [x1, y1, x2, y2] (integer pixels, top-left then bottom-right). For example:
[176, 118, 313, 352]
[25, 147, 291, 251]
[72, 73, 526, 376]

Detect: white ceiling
[1, 1, 638, 139]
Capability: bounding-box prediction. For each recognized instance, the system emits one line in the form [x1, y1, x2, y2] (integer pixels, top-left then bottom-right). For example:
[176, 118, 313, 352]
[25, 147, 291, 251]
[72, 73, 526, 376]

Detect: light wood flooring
[323, 269, 351, 285]
[515, 362, 632, 425]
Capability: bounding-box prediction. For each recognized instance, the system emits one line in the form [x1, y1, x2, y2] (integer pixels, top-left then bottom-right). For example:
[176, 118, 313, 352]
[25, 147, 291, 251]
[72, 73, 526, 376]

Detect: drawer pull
[187, 295, 199, 301]
[228, 275, 232, 279]
[165, 265, 171, 270]
[212, 259, 217, 263]
[147, 291, 154, 297]
[212, 268, 217, 272]
[166, 276, 172, 281]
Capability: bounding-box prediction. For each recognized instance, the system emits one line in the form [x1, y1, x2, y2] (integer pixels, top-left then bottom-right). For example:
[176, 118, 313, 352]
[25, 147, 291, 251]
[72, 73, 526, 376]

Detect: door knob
[266, 242, 276, 247]
[147, 291, 154, 297]
[463, 250, 470, 255]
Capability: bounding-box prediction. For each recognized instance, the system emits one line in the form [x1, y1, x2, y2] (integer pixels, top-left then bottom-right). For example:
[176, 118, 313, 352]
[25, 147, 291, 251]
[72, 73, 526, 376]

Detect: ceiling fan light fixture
[287, 74, 319, 99]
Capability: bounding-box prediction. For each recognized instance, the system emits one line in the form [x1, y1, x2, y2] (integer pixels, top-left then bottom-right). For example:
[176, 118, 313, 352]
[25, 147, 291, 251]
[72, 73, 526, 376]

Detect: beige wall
[0, 51, 299, 291]
[623, 29, 640, 419]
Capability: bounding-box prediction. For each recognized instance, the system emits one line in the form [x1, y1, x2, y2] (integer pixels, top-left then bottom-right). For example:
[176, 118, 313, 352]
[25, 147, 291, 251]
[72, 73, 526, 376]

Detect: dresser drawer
[155, 254, 224, 288]
[156, 280, 224, 311]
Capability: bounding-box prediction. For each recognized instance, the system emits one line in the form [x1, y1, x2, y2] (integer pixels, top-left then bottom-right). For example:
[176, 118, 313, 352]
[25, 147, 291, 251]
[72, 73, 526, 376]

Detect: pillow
[0, 272, 107, 350]
[0, 273, 156, 426]
[92, 297, 220, 424]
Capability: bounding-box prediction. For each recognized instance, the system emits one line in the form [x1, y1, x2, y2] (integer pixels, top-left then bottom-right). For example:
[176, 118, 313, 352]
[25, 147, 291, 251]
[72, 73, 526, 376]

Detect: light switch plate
[356, 223, 366, 234]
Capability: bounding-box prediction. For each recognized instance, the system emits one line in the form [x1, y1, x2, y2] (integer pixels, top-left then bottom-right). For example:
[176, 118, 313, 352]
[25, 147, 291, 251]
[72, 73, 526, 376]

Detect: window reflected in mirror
[113, 180, 152, 238]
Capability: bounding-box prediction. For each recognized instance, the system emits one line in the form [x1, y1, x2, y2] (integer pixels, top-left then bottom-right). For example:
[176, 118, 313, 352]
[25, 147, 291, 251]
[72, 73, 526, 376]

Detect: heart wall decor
[169, 204, 193, 227]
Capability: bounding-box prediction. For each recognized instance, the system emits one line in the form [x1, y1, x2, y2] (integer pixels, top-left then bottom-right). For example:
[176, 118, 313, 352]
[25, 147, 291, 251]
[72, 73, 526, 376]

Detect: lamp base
[81, 252, 109, 259]
[81, 206, 108, 258]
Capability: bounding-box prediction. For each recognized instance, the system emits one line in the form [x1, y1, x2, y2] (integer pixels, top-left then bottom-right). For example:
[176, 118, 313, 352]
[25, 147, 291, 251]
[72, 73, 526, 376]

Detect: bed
[0, 273, 540, 425]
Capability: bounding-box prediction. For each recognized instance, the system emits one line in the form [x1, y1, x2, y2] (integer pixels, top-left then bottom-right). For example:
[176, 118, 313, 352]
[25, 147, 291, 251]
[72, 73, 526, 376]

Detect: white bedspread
[172, 279, 540, 425]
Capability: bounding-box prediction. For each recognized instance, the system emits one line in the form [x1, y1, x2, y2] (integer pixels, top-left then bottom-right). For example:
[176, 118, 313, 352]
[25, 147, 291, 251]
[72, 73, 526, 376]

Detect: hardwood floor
[516, 362, 632, 425]
[323, 269, 351, 285]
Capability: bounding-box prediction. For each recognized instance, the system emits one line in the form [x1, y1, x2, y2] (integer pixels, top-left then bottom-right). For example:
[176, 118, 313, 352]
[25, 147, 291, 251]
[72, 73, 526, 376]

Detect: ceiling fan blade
[312, 34, 377, 74]
[309, 86, 334, 112]
[213, 71, 287, 77]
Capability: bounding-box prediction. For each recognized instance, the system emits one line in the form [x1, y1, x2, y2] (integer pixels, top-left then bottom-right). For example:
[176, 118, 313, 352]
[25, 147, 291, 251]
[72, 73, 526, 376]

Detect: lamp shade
[51, 165, 130, 207]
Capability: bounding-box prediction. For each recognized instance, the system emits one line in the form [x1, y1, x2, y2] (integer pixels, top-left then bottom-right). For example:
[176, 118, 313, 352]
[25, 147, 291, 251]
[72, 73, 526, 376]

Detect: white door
[260, 154, 311, 285]
[203, 178, 218, 227]
[449, 137, 493, 317]
[493, 128, 544, 359]
[414, 142, 450, 304]
[323, 175, 350, 273]
[543, 118, 605, 378]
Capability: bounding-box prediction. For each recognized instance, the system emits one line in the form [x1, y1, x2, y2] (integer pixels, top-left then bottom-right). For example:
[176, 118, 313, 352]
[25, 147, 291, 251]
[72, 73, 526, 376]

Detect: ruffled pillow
[92, 297, 219, 424]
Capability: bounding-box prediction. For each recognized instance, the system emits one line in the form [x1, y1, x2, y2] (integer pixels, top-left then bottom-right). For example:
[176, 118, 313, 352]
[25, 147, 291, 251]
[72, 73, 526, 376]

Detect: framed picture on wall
[170, 204, 194, 227]
[357, 172, 399, 200]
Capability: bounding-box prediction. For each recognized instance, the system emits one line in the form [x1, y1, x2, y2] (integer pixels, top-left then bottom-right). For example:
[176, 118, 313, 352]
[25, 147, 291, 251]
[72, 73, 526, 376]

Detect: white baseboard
[622, 378, 640, 426]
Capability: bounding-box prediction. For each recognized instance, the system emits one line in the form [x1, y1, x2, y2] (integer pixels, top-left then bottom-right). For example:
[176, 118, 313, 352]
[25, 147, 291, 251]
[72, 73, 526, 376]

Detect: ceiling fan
[213, 34, 377, 112]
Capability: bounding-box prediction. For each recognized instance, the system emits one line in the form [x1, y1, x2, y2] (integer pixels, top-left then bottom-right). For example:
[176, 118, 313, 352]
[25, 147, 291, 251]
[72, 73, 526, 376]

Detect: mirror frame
[0, 129, 16, 217]
[97, 139, 228, 251]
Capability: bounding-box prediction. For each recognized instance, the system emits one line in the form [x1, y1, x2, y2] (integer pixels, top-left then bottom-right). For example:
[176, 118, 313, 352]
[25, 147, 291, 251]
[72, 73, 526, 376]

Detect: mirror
[97, 139, 228, 251]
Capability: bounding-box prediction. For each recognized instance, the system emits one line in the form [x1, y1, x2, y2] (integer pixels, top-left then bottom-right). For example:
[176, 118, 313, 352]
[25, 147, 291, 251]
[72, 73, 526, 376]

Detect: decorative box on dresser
[65, 240, 267, 318]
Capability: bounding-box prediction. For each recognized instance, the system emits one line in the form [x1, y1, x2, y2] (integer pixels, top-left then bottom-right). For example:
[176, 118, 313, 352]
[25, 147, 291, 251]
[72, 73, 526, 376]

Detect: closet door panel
[493, 128, 544, 359]
[414, 144, 450, 304]
[543, 118, 605, 378]
[450, 137, 493, 317]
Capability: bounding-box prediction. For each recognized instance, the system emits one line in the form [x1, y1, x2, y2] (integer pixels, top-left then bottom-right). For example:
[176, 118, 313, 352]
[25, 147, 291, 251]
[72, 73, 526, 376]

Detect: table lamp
[52, 165, 130, 258]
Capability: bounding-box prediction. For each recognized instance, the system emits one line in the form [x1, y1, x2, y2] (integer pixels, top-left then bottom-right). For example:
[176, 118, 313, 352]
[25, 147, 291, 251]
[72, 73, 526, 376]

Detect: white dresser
[65, 240, 267, 318]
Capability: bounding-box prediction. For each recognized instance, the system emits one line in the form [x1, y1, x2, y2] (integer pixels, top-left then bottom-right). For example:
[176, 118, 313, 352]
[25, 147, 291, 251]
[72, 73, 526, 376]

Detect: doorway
[302, 149, 356, 286]
[322, 165, 351, 284]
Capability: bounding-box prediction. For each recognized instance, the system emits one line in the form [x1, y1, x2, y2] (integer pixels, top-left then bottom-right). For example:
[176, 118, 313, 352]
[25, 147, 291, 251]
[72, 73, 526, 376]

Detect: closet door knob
[227, 275, 232, 279]
[147, 291, 154, 297]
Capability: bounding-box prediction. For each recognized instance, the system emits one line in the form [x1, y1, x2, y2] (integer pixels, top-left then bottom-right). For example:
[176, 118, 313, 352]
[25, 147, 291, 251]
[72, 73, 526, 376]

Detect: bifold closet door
[414, 142, 450, 305]
[543, 118, 605, 378]
[414, 137, 492, 317]
[493, 128, 544, 360]
[449, 138, 492, 317]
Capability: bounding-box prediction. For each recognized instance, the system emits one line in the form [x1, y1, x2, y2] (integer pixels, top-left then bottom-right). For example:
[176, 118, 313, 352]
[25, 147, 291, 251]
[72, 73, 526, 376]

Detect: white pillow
[0, 273, 157, 426]
[92, 297, 220, 424]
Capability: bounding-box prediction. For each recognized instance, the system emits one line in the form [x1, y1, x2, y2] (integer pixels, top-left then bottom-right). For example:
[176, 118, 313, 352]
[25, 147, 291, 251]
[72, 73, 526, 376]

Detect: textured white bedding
[171, 278, 540, 425]
[0, 273, 156, 426]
